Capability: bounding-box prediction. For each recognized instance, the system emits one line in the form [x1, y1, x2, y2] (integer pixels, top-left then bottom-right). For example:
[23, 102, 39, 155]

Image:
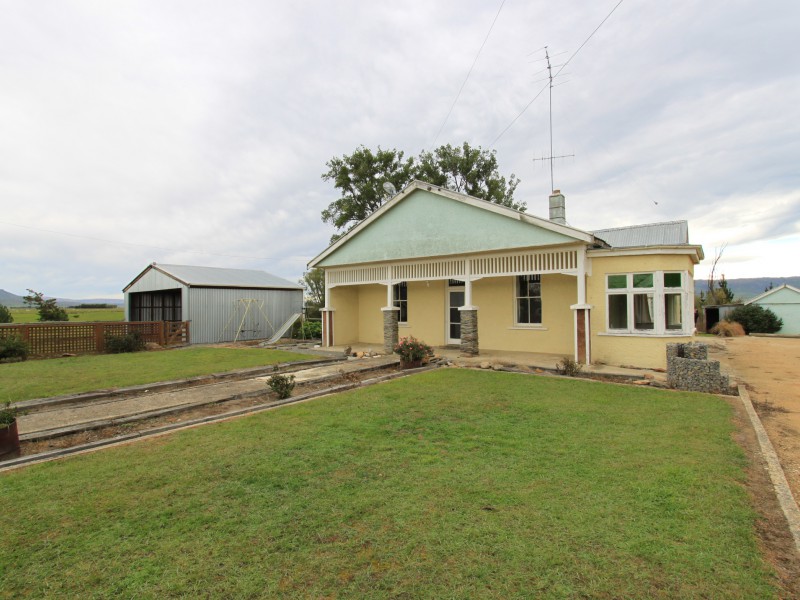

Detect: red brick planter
[0, 420, 20, 458]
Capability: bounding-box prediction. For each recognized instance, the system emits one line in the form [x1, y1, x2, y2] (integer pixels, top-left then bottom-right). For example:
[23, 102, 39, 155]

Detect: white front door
[446, 286, 465, 344]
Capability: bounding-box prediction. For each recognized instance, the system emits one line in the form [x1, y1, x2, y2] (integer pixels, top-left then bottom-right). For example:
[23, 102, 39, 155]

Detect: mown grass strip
[0, 369, 777, 598]
[0, 347, 314, 402]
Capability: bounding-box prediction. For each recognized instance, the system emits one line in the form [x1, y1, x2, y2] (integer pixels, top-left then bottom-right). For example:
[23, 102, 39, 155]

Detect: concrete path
[18, 355, 398, 438]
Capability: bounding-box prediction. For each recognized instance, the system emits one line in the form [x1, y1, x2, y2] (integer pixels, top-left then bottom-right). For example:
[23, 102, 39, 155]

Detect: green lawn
[8, 307, 123, 323]
[0, 347, 315, 402]
[0, 370, 777, 598]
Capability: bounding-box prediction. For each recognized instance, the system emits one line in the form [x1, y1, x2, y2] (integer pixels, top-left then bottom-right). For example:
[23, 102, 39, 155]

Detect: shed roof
[592, 221, 689, 248]
[745, 283, 800, 305]
[124, 263, 302, 292]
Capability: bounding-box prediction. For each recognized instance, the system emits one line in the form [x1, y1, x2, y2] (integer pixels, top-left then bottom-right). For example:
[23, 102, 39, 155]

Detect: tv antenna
[531, 46, 574, 192]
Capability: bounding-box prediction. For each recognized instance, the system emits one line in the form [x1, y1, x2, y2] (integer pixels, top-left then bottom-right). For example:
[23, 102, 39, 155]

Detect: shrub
[393, 336, 434, 362]
[556, 357, 583, 377]
[0, 304, 12, 323]
[710, 321, 745, 337]
[0, 336, 29, 363]
[105, 331, 146, 354]
[293, 320, 322, 339]
[726, 305, 783, 334]
[268, 374, 296, 399]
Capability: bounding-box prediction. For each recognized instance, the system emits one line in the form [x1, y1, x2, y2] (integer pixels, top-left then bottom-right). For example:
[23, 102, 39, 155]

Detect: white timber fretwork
[326, 246, 582, 288]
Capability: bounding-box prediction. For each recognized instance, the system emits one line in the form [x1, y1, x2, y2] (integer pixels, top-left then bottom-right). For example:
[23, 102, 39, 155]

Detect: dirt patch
[710, 337, 800, 502]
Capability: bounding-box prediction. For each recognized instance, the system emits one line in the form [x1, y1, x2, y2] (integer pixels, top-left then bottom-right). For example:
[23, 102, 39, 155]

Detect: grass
[7, 307, 123, 323]
[0, 347, 315, 402]
[0, 370, 777, 598]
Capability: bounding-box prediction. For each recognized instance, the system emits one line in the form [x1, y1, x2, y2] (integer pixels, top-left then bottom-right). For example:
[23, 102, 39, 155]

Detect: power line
[0, 219, 308, 261]
[429, 0, 508, 149]
[488, 0, 625, 148]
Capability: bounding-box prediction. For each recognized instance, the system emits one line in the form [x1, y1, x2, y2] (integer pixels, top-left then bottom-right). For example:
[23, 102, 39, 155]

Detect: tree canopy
[321, 142, 523, 240]
[23, 289, 68, 322]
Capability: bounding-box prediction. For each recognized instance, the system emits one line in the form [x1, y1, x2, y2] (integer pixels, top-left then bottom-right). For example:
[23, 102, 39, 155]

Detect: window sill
[398, 323, 410, 328]
[508, 325, 548, 331]
[599, 331, 691, 338]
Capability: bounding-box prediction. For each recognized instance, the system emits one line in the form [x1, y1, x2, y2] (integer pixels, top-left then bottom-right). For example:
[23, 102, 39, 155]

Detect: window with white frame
[393, 282, 408, 323]
[516, 274, 542, 325]
[606, 271, 689, 334]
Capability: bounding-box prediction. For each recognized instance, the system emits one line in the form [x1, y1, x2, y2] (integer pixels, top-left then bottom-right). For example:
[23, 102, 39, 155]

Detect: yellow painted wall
[330, 286, 360, 345]
[474, 275, 574, 355]
[356, 285, 384, 345]
[587, 253, 696, 369]
[401, 280, 447, 346]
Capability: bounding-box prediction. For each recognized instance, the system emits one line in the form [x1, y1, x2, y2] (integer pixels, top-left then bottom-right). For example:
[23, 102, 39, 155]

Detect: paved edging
[14, 357, 345, 413]
[19, 359, 399, 442]
[0, 365, 437, 473]
[738, 384, 800, 553]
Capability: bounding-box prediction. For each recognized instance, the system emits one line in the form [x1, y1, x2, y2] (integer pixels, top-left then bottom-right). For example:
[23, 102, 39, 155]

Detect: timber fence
[0, 321, 190, 357]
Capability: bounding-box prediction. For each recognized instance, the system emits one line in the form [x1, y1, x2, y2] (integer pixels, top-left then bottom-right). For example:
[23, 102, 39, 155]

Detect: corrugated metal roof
[592, 220, 689, 248]
[154, 264, 302, 290]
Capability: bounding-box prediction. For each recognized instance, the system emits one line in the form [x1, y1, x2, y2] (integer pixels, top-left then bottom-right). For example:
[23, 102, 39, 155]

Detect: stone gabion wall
[382, 309, 399, 355]
[667, 342, 730, 394]
[460, 309, 479, 356]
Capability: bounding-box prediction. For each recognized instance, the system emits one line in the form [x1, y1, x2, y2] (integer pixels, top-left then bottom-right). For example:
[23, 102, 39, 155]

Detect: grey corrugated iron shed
[126, 263, 302, 291]
[592, 220, 689, 248]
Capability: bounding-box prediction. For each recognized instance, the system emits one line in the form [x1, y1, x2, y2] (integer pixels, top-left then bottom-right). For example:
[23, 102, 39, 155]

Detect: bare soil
[710, 336, 800, 502]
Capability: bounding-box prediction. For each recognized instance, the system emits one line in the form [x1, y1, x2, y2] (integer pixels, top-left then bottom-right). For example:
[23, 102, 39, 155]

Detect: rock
[479, 361, 491, 369]
[643, 373, 655, 380]
[144, 342, 163, 351]
[355, 351, 365, 358]
[633, 379, 651, 385]
[61, 353, 77, 357]
[491, 363, 503, 371]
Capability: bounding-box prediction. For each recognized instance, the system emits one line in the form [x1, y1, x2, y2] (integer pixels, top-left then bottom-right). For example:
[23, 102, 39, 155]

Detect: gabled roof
[592, 221, 689, 248]
[745, 283, 800, 305]
[309, 181, 596, 268]
[124, 263, 302, 292]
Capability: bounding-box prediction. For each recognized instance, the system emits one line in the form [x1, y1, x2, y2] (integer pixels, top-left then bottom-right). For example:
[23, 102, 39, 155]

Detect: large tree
[321, 142, 523, 240]
[23, 289, 68, 322]
[299, 268, 325, 319]
[415, 143, 523, 211]
[321, 146, 415, 237]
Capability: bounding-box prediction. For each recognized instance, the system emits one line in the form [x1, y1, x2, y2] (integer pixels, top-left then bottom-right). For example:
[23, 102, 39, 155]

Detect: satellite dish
[382, 182, 397, 197]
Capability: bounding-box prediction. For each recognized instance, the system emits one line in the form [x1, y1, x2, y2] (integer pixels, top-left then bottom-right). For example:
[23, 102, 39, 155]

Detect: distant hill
[0, 289, 25, 307]
[0, 289, 124, 307]
[694, 277, 800, 302]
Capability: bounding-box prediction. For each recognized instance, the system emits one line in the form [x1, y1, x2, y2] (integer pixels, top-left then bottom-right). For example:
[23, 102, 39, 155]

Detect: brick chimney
[549, 189, 566, 224]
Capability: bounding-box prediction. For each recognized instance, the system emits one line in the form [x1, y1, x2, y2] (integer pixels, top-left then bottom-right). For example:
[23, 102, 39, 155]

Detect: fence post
[95, 323, 106, 353]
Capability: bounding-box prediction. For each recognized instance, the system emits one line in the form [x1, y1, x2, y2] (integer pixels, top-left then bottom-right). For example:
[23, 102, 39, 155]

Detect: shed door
[129, 289, 182, 321]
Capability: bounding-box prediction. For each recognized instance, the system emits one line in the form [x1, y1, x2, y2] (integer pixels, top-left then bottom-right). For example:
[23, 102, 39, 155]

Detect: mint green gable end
[317, 189, 580, 267]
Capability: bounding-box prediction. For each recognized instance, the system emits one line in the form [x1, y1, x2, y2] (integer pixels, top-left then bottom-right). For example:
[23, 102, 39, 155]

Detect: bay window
[606, 271, 689, 335]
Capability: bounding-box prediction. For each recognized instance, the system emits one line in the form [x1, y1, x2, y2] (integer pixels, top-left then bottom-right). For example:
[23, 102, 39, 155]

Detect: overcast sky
[1, 0, 798, 299]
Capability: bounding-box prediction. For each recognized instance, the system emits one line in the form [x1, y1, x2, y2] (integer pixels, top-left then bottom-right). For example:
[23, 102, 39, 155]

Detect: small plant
[0, 304, 13, 324]
[0, 335, 29, 363]
[556, 357, 583, 377]
[710, 321, 745, 337]
[268, 373, 296, 399]
[393, 336, 434, 363]
[105, 331, 146, 354]
[0, 401, 18, 427]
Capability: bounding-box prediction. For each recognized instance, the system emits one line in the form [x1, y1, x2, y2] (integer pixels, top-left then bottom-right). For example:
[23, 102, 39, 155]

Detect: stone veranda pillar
[382, 307, 399, 355]
[459, 308, 479, 356]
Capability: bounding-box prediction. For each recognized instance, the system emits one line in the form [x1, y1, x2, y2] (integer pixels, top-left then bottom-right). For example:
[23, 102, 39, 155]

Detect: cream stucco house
[308, 181, 704, 369]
